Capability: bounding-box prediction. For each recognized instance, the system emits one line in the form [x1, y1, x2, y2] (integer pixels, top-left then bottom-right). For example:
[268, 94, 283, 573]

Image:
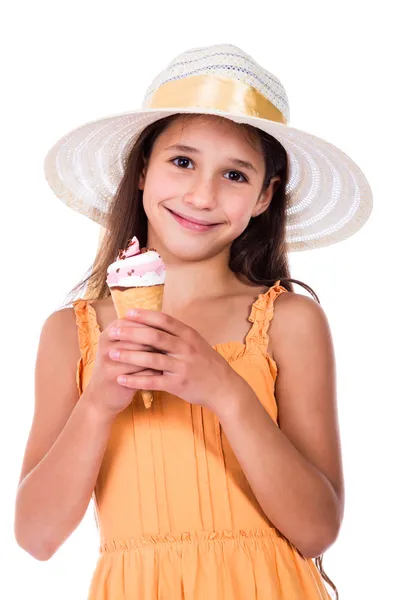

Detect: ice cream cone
[110, 284, 164, 409]
[106, 236, 166, 409]
[110, 284, 164, 316]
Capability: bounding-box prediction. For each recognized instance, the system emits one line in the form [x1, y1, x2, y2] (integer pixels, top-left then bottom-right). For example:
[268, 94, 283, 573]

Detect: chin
[159, 234, 228, 262]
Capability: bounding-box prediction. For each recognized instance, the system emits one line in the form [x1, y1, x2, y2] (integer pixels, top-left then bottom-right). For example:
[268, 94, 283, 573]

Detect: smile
[166, 208, 222, 232]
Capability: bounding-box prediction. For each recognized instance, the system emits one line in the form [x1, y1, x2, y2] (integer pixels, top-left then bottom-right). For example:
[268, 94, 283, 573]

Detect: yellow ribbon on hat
[146, 75, 287, 125]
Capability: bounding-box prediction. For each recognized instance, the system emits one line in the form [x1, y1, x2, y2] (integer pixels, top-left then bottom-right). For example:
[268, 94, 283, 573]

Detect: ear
[252, 176, 281, 218]
[139, 161, 148, 190]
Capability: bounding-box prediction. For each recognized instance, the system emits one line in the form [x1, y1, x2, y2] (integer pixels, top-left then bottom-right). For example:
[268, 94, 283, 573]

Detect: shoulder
[37, 306, 82, 378]
[269, 290, 334, 362]
[43, 304, 79, 334]
[41, 305, 82, 349]
[273, 289, 329, 326]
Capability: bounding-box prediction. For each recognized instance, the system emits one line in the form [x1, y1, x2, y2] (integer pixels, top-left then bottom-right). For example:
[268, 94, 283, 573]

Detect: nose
[183, 175, 218, 211]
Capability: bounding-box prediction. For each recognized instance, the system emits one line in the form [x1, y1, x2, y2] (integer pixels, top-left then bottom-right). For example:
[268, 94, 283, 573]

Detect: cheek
[224, 199, 253, 227]
[143, 169, 181, 206]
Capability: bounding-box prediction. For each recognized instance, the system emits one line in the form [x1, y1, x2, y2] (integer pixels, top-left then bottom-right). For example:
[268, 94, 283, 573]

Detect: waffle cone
[110, 284, 164, 317]
[110, 284, 164, 409]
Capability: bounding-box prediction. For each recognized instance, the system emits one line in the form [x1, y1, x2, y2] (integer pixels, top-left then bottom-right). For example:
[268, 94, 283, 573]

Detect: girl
[14, 44, 373, 599]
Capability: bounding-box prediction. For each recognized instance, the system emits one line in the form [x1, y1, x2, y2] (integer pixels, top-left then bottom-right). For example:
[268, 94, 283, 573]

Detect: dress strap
[245, 280, 288, 357]
[72, 299, 101, 367]
[72, 299, 101, 395]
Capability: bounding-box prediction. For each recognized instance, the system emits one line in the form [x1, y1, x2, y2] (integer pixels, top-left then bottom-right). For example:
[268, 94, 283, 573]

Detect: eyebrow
[164, 144, 258, 174]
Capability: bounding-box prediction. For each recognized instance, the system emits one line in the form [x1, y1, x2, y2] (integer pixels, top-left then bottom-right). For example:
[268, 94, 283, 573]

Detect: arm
[216, 293, 344, 559]
[14, 309, 115, 561]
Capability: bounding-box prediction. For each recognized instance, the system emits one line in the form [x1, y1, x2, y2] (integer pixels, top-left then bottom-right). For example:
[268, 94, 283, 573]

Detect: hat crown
[142, 43, 290, 123]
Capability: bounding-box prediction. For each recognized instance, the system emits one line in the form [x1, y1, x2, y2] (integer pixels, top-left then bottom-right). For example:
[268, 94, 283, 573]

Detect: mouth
[166, 208, 222, 232]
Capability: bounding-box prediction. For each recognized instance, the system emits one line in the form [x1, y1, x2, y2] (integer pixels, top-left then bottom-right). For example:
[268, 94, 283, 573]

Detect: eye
[224, 170, 248, 183]
[171, 156, 194, 169]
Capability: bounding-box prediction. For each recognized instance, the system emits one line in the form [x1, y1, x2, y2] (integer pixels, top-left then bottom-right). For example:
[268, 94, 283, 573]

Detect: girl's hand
[86, 319, 162, 419]
[108, 308, 242, 411]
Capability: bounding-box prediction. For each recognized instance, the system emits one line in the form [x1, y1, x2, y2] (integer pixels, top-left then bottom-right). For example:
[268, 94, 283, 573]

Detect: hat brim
[44, 106, 373, 252]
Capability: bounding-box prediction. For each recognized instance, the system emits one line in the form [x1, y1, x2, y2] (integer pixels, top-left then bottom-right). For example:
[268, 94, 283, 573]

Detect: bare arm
[14, 308, 115, 561]
[216, 293, 344, 559]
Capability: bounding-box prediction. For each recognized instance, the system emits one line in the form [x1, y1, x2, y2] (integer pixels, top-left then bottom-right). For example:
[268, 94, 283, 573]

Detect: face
[140, 114, 279, 263]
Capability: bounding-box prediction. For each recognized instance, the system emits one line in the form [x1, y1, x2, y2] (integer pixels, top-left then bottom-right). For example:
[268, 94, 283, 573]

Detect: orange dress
[72, 281, 331, 599]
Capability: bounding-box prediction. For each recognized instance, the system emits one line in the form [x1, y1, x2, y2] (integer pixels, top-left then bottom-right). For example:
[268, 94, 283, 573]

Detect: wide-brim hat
[43, 43, 373, 252]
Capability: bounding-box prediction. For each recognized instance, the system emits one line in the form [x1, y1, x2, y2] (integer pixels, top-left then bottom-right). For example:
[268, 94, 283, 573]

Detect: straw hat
[43, 43, 373, 252]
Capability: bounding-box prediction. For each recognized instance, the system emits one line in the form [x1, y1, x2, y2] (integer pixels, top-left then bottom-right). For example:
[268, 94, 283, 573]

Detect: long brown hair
[61, 113, 338, 598]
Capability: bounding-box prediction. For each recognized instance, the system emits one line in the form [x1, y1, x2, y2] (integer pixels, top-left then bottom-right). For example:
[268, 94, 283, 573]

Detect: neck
[147, 234, 239, 307]
[164, 260, 238, 307]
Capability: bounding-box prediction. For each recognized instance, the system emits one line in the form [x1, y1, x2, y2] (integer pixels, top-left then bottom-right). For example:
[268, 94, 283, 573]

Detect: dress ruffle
[90, 527, 330, 600]
[246, 280, 288, 357]
[72, 299, 101, 395]
[99, 528, 282, 552]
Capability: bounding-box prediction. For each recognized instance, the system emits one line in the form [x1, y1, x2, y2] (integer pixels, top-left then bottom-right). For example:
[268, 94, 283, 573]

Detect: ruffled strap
[72, 299, 101, 394]
[246, 280, 288, 357]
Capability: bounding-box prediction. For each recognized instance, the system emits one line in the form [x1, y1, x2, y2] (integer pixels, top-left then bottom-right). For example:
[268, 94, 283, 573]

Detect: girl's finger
[126, 309, 186, 339]
[111, 341, 155, 352]
[110, 349, 177, 372]
[116, 326, 181, 354]
[118, 372, 166, 391]
[108, 321, 148, 339]
[134, 368, 163, 377]
[108, 324, 157, 352]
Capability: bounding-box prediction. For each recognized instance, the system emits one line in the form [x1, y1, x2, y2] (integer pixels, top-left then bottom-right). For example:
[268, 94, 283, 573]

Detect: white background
[2, 1, 399, 598]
